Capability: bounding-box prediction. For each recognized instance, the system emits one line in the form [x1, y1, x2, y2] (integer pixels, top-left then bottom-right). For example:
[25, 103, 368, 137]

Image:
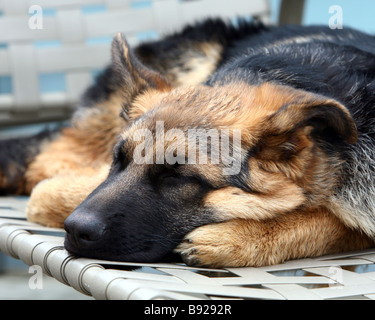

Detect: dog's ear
[254, 96, 357, 164]
[111, 33, 172, 104]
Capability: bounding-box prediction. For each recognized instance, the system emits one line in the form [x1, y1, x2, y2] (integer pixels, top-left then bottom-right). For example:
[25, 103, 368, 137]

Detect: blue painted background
[270, 0, 375, 33]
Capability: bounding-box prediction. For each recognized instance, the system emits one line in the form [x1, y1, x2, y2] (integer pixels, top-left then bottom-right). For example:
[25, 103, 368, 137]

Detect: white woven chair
[1, 197, 375, 300]
[0, 0, 274, 126]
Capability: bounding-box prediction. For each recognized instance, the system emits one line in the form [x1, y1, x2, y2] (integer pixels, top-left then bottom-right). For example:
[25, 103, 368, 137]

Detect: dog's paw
[26, 179, 70, 228]
[26, 175, 90, 228]
[175, 222, 249, 268]
[26, 169, 108, 228]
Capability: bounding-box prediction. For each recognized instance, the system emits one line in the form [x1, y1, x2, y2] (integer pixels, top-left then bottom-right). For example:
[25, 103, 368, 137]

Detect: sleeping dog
[2, 19, 375, 267]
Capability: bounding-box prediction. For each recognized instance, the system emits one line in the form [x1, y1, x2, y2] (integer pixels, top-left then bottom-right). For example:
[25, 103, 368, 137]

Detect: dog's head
[64, 34, 357, 262]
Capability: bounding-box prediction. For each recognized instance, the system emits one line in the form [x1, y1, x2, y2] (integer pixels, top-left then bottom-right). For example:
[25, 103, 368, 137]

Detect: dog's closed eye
[155, 166, 202, 188]
[158, 171, 179, 181]
[156, 166, 182, 186]
[111, 142, 131, 172]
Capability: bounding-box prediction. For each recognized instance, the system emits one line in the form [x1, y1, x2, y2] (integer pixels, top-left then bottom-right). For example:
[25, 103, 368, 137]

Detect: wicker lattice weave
[1, 196, 375, 300]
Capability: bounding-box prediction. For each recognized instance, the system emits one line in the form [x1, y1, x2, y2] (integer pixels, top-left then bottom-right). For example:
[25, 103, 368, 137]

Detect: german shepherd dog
[1, 19, 375, 267]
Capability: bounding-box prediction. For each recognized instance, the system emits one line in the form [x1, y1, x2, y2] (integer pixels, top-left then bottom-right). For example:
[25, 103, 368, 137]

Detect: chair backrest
[0, 0, 271, 126]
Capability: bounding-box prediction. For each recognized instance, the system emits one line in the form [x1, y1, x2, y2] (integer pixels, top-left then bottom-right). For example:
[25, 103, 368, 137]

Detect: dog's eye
[158, 172, 180, 183]
[112, 145, 129, 172]
[154, 164, 203, 187]
[158, 171, 203, 188]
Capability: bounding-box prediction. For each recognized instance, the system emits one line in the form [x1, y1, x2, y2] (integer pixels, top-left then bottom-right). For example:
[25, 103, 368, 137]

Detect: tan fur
[204, 179, 305, 221]
[24, 40, 373, 268]
[115, 82, 360, 228]
[170, 42, 223, 86]
[23, 92, 126, 226]
[24, 92, 126, 193]
[26, 164, 110, 227]
[120, 82, 371, 267]
[138, 41, 223, 87]
[176, 207, 374, 268]
[126, 83, 354, 218]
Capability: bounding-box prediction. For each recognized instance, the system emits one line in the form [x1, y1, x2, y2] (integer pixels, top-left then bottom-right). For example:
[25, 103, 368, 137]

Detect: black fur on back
[207, 24, 375, 139]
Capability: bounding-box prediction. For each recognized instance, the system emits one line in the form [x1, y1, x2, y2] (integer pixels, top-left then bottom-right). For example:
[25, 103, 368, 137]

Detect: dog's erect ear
[111, 33, 172, 101]
[255, 96, 357, 163]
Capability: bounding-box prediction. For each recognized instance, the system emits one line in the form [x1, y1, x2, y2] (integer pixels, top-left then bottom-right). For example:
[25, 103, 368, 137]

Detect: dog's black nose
[64, 208, 106, 249]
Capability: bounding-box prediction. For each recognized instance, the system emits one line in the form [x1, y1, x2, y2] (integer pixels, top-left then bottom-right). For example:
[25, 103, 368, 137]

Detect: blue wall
[271, 0, 375, 33]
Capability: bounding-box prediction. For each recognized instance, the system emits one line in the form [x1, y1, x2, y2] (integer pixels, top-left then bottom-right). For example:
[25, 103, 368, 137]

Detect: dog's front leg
[176, 207, 374, 268]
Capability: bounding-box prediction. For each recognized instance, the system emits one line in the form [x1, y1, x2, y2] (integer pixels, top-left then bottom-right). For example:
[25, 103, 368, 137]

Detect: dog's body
[1, 19, 375, 267]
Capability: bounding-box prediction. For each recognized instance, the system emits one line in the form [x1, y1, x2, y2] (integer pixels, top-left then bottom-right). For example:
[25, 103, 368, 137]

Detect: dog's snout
[64, 208, 106, 249]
